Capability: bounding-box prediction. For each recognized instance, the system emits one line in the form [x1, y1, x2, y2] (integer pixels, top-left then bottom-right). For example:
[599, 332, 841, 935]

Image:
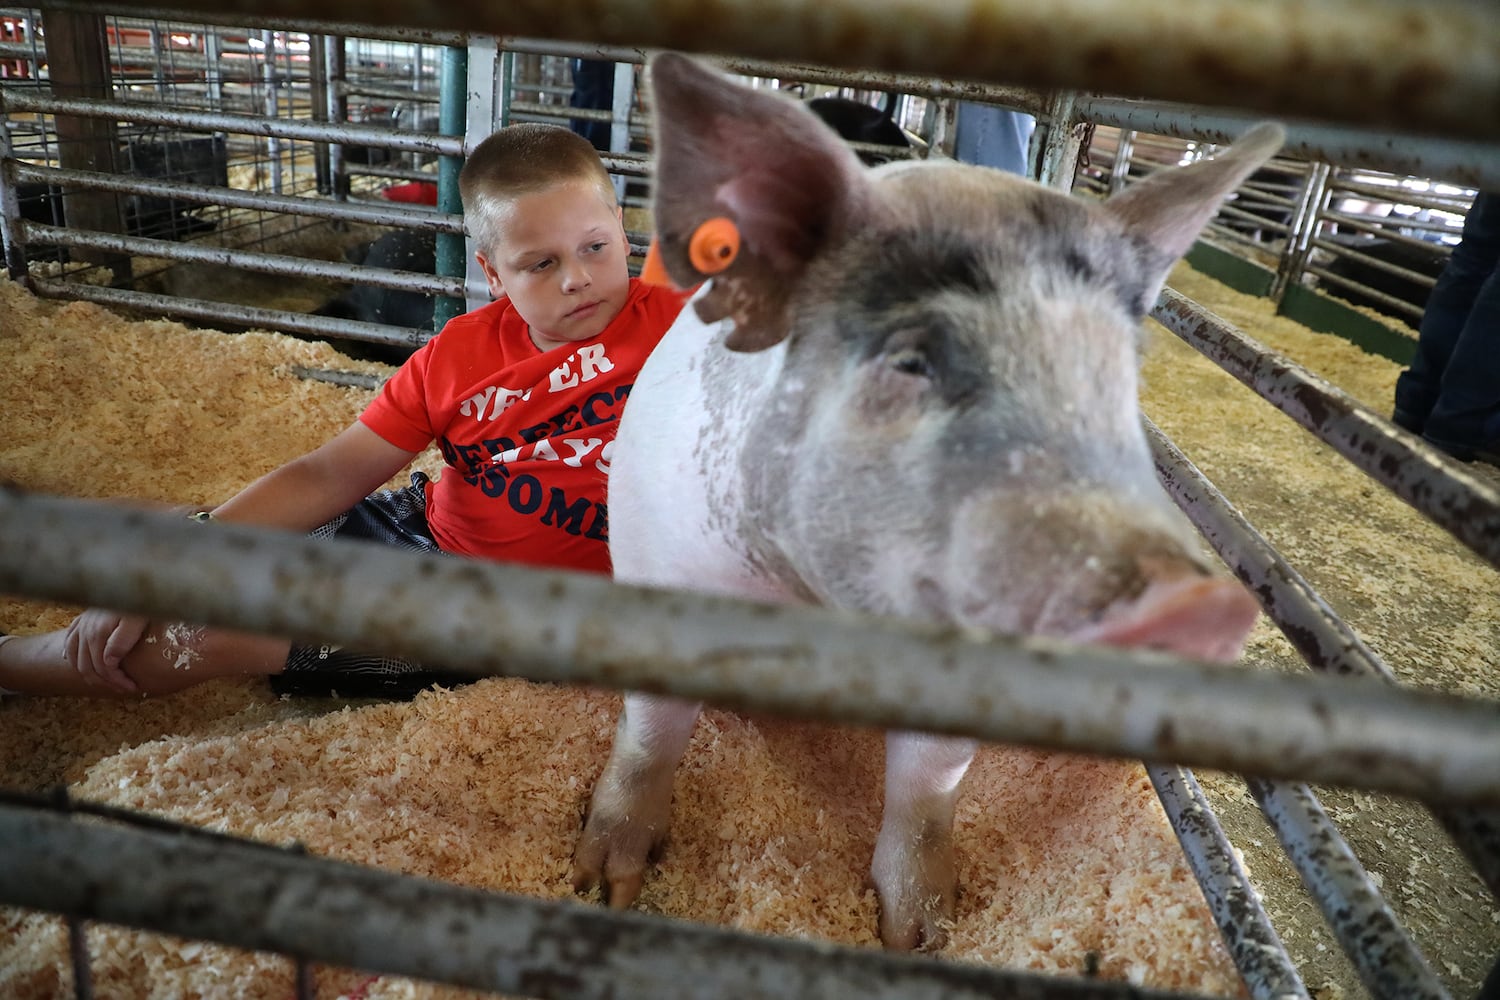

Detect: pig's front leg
[871, 731, 979, 950]
[572, 693, 703, 908]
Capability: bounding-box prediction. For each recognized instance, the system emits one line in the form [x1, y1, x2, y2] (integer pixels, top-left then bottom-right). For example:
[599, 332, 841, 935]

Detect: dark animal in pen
[1315, 235, 1449, 326]
[118, 136, 228, 240]
[806, 92, 910, 165]
[315, 228, 438, 365]
[10, 136, 228, 260]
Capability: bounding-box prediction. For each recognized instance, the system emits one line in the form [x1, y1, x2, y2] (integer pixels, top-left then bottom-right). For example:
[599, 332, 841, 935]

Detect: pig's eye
[888, 348, 932, 378]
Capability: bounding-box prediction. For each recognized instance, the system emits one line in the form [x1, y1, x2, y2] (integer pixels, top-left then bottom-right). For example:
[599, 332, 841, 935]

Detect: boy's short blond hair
[460, 123, 618, 254]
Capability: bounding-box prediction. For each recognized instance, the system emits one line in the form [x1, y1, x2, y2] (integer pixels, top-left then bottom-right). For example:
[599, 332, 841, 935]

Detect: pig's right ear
[1103, 122, 1285, 292]
[648, 52, 872, 351]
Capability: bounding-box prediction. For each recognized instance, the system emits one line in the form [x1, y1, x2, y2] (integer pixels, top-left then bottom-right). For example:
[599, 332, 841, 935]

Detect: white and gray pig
[572, 53, 1278, 951]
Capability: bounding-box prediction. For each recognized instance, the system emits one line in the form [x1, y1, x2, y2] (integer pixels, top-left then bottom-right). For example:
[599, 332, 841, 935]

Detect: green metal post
[433, 44, 468, 330]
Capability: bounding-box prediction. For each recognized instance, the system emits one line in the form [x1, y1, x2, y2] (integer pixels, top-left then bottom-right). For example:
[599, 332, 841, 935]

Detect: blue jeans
[569, 59, 615, 152]
[954, 103, 1036, 177]
[1393, 191, 1500, 452]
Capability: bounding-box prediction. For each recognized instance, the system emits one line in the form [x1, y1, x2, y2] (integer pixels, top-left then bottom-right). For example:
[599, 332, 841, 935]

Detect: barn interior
[1, 4, 1498, 1000]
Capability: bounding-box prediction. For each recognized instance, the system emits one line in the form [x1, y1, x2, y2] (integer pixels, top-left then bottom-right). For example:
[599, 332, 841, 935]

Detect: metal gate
[1, 2, 1498, 998]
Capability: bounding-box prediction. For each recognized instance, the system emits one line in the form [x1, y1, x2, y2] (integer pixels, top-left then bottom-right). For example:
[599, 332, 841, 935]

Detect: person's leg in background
[569, 59, 616, 152]
[1393, 190, 1500, 464]
[954, 102, 1036, 178]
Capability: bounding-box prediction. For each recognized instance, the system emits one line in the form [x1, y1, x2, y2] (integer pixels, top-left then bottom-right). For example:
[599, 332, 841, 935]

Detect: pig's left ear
[647, 52, 873, 351]
[1104, 122, 1285, 289]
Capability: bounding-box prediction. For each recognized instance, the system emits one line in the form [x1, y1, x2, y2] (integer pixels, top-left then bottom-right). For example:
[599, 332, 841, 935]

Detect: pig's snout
[1069, 563, 1261, 663]
[944, 492, 1260, 663]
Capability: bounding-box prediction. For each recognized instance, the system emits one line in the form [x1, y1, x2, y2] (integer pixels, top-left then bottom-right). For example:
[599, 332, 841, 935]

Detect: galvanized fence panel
[2, 7, 1499, 998]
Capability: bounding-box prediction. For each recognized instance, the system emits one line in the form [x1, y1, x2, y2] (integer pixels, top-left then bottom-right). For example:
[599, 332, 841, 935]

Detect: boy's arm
[207, 421, 421, 531]
[61, 423, 423, 692]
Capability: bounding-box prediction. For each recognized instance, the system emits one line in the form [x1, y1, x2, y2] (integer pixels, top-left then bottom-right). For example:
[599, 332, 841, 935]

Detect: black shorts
[269, 473, 473, 700]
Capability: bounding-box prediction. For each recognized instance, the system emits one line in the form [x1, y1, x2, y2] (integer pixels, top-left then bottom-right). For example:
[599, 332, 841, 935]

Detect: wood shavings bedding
[1140, 263, 1500, 996]
[0, 274, 1240, 996]
[3, 260, 1496, 996]
[1142, 264, 1498, 704]
[3, 682, 1238, 998]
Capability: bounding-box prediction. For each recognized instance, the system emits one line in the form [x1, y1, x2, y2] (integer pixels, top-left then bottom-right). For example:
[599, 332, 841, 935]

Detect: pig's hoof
[570, 827, 661, 908]
[877, 888, 956, 952]
[871, 827, 958, 951]
[570, 795, 670, 909]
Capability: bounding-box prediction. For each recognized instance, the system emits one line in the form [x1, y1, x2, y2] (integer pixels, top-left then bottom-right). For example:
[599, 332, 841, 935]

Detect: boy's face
[475, 178, 631, 352]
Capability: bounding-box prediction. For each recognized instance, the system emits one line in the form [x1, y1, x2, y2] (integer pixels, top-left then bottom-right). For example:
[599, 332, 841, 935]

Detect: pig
[10, 137, 227, 264]
[317, 228, 437, 332]
[1317, 234, 1446, 325]
[118, 135, 228, 241]
[571, 53, 1279, 951]
[807, 92, 910, 165]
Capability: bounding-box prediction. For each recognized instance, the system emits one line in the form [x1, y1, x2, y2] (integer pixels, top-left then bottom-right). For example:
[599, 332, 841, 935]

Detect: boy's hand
[63, 609, 147, 694]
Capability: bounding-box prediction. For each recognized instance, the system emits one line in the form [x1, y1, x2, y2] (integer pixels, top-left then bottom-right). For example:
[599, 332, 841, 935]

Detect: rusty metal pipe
[26, 277, 433, 350]
[1074, 98, 1500, 191]
[22, 222, 464, 299]
[1147, 765, 1309, 1000]
[1151, 288, 1500, 569]
[0, 796, 1222, 1000]
[2, 490, 1499, 806]
[84, 0, 1500, 143]
[1147, 421, 1500, 901]
[11, 163, 464, 233]
[67, 916, 94, 1000]
[1249, 779, 1450, 1000]
[38, 2, 470, 46]
[1, 90, 465, 157]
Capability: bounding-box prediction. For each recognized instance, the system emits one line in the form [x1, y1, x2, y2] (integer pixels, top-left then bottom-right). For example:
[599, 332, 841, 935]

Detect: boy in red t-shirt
[0, 124, 690, 699]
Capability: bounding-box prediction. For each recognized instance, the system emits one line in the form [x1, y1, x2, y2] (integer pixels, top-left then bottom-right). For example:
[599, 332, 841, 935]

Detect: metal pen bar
[717, 57, 1046, 116]
[82, 0, 1500, 143]
[1, 91, 466, 157]
[1146, 419, 1500, 901]
[1148, 443, 1452, 999]
[0, 800, 1221, 1000]
[1249, 779, 1450, 1000]
[333, 80, 444, 105]
[21, 221, 464, 298]
[1213, 203, 1293, 235]
[1231, 186, 1300, 210]
[1314, 213, 1459, 256]
[1302, 266, 1425, 322]
[343, 162, 447, 185]
[1308, 233, 1444, 283]
[290, 365, 387, 390]
[26, 277, 434, 349]
[67, 916, 94, 1000]
[1324, 178, 1474, 216]
[495, 33, 1045, 116]
[1201, 226, 1287, 257]
[2, 490, 1499, 805]
[1348, 214, 1467, 240]
[34, 1, 471, 46]
[1147, 765, 1309, 1000]
[1073, 98, 1500, 191]
[12, 163, 464, 232]
[1151, 289, 1500, 569]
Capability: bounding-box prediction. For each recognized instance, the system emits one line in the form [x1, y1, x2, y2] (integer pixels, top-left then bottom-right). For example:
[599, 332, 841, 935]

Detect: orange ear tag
[689, 217, 740, 275]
